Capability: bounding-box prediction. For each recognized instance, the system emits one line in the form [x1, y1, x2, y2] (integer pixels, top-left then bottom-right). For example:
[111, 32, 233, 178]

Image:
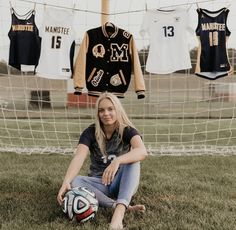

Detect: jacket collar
[102, 22, 118, 38]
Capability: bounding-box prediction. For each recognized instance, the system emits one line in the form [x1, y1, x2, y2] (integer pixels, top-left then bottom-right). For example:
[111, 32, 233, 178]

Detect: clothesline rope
[8, 0, 232, 15]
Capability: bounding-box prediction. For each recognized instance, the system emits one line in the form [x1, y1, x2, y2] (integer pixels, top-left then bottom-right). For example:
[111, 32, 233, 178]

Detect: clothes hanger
[105, 22, 115, 28]
[225, 0, 232, 9]
[196, 2, 200, 9]
[187, 2, 193, 12]
[9, 1, 35, 19]
[157, 3, 176, 12]
[72, 3, 76, 13]
[9, 1, 13, 13]
[32, 2, 36, 14]
[157, 8, 175, 12]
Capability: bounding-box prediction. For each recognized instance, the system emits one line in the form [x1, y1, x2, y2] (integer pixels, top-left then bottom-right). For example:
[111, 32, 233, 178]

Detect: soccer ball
[62, 186, 99, 223]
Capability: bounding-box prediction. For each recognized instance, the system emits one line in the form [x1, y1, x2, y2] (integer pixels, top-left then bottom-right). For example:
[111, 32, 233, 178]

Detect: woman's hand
[57, 182, 71, 205]
[102, 158, 120, 186]
[56, 144, 89, 205]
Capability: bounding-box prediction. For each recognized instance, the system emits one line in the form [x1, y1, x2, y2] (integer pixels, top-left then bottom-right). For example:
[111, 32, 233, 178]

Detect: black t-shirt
[79, 124, 140, 177]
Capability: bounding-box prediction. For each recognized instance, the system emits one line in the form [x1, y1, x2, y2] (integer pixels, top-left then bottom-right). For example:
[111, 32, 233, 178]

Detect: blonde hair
[95, 92, 134, 156]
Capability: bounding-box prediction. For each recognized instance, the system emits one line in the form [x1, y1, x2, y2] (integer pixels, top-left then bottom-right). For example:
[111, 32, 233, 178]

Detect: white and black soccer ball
[62, 186, 99, 223]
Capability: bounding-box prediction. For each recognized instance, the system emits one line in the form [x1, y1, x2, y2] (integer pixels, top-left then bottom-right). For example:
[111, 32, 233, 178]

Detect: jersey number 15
[51, 36, 62, 49]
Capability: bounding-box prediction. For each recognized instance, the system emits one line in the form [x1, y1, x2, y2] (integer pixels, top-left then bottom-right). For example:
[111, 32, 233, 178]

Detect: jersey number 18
[209, 31, 218, 47]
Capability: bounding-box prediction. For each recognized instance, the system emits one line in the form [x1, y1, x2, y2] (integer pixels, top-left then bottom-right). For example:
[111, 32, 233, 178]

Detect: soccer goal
[0, 0, 236, 155]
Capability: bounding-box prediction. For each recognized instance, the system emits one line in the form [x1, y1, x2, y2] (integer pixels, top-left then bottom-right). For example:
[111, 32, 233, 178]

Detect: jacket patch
[123, 30, 131, 39]
[91, 70, 104, 86]
[110, 43, 128, 62]
[92, 44, 105, 58]
[110, 74, 122, 86]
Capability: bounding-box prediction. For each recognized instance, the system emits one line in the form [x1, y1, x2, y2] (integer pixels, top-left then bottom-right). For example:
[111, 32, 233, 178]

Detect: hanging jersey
[195, 8, 233, 80]
[36, 7, 75, 79]
[140, 8, 192, 74]
[8, 8, 41, 72]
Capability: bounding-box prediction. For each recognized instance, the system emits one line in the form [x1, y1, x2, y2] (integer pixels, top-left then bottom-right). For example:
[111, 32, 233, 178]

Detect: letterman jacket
[73, 22, 145, 99]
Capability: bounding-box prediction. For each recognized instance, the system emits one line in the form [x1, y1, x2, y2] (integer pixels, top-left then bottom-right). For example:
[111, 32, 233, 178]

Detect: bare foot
[109, 204, 125, 230]
[109, 223, 123, 230]
[128, 204, 146, 212]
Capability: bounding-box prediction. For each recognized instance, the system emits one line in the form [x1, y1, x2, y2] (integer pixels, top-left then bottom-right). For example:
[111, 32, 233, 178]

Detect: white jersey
[140, 8, 192, 74]
[36, 7, 75, 79]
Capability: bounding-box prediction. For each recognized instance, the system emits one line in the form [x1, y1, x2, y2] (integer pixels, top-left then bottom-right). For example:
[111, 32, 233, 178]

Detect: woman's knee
[122, 162, 140, 174]
[120, 162, 141, 192]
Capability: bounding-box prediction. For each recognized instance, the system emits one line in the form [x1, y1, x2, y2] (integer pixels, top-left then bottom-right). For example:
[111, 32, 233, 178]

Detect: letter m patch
[110, 43, 128, 62]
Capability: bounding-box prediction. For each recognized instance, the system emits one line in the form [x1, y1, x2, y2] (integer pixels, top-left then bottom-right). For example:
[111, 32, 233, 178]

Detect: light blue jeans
[71, 162, 140, 208]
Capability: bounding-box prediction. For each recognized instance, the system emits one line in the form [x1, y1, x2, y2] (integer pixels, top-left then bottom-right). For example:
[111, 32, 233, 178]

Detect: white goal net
[0, 0, 236, 155]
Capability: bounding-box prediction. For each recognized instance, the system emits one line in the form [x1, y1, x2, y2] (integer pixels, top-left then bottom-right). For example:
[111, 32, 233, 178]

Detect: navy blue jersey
[195, 8, 233, 79]
[8, 8, 41, 71]
[79, 124, 140, 177]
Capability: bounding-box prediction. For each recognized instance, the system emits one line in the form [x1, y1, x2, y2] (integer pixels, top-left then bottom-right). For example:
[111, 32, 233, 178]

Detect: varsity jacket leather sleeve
[72, 33, 88, 92]
[73, 23, 145, 99]
[130, 36, 146, 99]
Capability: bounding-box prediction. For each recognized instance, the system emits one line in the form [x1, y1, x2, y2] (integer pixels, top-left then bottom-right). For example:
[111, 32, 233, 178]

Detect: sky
[0, 0, 236, 61]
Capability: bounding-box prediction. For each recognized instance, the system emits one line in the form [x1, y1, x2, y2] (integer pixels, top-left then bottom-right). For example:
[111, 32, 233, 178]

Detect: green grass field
[1, 152, 236, 230]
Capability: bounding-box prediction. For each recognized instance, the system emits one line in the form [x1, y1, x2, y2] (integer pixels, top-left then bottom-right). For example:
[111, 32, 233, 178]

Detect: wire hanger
[196, 2, 200, 9]
[186, 0, 193, 12]
[105, 21, 115, 28]
[43, 3, 47, 12]
[32, 2, 36, 13]
[72, 3, 76, 13]
[71, 0, 76, 14]
[226, 0, 232, 9]
[9, 0, 13, 13]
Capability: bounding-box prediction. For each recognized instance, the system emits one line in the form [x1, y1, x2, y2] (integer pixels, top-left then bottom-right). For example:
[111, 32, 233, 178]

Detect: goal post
[101, 0, 110, 25]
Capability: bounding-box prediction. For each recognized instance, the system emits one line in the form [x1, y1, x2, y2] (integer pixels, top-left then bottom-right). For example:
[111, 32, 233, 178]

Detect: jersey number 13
[162, 26, 174, 37]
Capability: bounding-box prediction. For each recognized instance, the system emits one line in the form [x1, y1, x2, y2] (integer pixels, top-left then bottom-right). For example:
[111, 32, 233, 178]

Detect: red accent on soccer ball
[76, 207, 94, 222]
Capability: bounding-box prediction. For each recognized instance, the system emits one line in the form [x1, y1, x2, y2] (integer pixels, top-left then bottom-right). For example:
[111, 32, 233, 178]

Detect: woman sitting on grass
[57, 92, 147, 230]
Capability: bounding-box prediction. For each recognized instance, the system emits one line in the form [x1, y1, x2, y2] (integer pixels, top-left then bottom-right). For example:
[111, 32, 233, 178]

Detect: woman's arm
[116, 135, 148, 164]
[102, 135, 147, 185]
[57, 144, 89, 205]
